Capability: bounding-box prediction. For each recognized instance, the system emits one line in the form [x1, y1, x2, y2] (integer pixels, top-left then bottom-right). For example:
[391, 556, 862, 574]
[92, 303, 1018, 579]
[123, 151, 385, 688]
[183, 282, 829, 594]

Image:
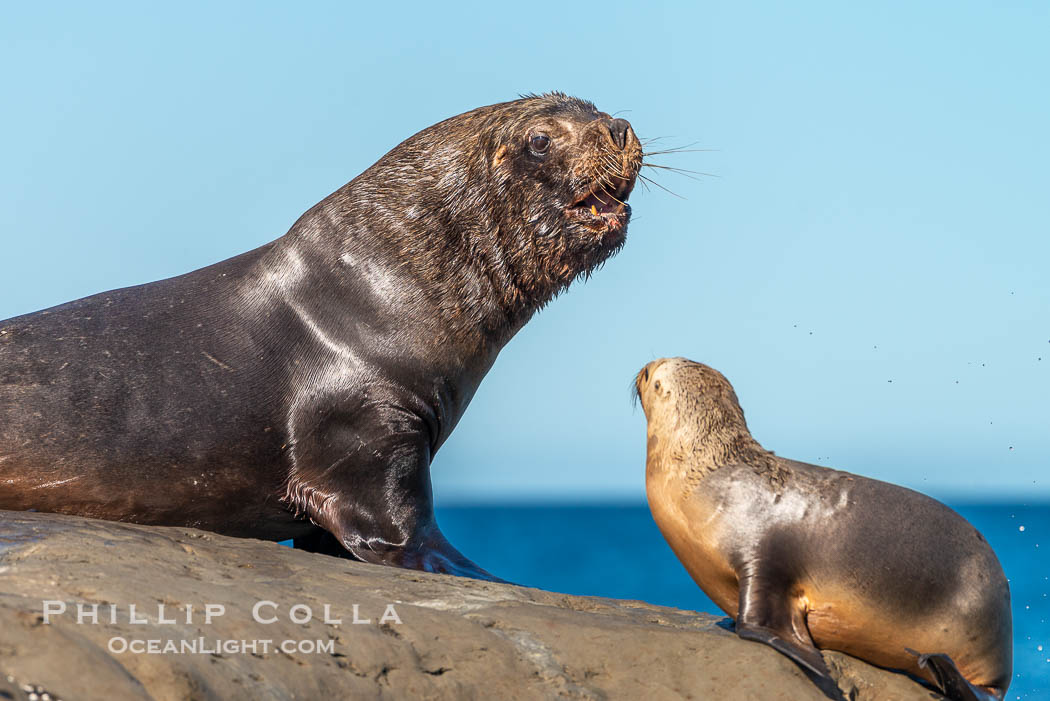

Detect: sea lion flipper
[735, 574, 843, 699]
[913, 651, 1003, 701]
[295, 524, 505, 582]
[285, 415, 503, 582]
[735, 624, 825, 675]
[403, 526, 510, 583]
[735, 623, 843, 700]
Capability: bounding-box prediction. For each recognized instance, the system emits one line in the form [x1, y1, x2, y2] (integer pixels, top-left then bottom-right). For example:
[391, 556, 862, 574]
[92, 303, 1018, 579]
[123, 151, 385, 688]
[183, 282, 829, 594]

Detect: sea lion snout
[635, 357, 720, 411]
[562, 116, 642, 233]
[634, 359, 665, 405]
[604, 118, 635, 151]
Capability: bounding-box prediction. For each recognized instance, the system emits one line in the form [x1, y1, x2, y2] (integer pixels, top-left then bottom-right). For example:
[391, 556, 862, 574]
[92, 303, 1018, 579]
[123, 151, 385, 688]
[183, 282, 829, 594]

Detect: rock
[0, 511, 940, 700]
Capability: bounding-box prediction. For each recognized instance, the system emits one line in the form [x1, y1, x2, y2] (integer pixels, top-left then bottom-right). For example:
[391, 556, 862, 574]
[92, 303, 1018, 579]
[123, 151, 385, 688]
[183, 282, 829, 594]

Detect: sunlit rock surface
[0, 511, 939, 700]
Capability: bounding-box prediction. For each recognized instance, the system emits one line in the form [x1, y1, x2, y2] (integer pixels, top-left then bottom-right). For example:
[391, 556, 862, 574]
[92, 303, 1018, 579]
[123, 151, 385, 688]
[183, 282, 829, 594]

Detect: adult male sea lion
[634, 357, 1011, 701]
[0, 93, 642, 581]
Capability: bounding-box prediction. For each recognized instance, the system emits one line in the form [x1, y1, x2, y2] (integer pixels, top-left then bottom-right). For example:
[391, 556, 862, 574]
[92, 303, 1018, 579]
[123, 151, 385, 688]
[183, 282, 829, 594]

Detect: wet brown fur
[0, 93, 642, 581]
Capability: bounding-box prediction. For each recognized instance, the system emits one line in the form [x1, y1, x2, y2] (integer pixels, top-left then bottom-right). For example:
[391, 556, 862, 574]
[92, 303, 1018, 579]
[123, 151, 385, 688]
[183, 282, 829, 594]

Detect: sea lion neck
[640, 360, 787, 487]
[272, 94, 636, 352]
[647, 398, 777, 484]
[283, 173, 538, 351]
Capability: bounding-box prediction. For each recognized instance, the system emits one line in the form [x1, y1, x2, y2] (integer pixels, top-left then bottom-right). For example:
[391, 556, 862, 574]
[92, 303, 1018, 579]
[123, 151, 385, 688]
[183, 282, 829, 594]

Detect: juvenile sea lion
[0, 93, 642, 581]
[634, 357, 1012, 701]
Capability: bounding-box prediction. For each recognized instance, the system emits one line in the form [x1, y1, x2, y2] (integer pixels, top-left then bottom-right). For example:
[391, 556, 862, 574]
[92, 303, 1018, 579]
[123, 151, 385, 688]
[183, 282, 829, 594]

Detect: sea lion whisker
[599, 162, 633, 205]
[629, 375, 642, 408]
[598, 184, 626, 207]
[592, 158, 621, 194]
[591, 188, 612, 206]
[642, 164, 719, 181]
[599, 156, 629, 184]
[640, 139, 703, 153]
[582, 167, 609, 206]
[601, 162, 623, 181]
[637, 173, 685, 199]
[642, 147, 716, 157]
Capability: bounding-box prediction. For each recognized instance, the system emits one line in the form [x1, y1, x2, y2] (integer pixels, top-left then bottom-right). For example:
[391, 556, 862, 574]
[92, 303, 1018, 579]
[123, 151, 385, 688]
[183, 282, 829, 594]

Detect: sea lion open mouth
[566, 170, 638, 232]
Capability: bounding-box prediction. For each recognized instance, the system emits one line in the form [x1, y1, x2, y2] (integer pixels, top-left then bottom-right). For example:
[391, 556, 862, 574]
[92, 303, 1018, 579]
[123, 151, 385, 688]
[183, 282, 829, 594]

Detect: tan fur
[635, 357, 1011, 698]
[637, 358, 786, 491]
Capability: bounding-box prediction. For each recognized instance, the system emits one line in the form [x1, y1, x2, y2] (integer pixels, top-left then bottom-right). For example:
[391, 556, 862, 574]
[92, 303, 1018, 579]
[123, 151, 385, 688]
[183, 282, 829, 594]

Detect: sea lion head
[356, 93, 643, 318]
[635, 357, 743, 424]
[635, 358, 784, 480]
[481, 92, 643, 269]
[634, 358, 773, 474]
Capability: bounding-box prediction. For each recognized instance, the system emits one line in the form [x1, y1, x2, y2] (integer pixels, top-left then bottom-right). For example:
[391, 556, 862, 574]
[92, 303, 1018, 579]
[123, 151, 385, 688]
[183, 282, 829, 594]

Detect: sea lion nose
[606, 118, 633, 150]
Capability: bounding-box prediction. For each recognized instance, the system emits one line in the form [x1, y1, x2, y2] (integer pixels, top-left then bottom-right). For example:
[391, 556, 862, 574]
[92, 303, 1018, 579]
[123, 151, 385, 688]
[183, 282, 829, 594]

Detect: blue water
[435, 502, 1050, 700]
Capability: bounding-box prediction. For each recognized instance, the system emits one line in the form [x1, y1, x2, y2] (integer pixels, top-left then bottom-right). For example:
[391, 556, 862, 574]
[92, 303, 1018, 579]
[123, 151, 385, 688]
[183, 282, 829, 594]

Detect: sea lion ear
[491, 144, 508, 168]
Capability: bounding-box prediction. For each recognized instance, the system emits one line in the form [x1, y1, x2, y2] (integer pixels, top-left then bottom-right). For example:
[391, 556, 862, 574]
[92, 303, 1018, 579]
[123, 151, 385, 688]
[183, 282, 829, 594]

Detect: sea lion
[634, 357, 1012, 701]
[0, 93, 642, 581]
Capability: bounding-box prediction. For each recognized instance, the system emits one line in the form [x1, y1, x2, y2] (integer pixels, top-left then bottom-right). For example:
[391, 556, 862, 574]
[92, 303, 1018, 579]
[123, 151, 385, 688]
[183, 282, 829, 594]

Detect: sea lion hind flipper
[911, 651, 1004, 701]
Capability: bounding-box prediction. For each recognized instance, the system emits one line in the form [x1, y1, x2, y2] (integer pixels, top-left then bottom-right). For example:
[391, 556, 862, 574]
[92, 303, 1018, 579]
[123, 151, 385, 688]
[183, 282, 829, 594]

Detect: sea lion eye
[529, 133, 551, 155]
[654, 381, 661, 391]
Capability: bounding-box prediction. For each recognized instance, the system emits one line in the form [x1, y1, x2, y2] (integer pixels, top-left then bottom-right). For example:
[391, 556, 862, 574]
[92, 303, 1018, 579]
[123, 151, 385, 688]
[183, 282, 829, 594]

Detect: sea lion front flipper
[735, 624, 829, 679]
[292, 528, 509, 582]
[911, 651, 1003, 701]
[736, 623, 844, 700]
[285, 412, 504, 582]
[736, 575, 843, 700]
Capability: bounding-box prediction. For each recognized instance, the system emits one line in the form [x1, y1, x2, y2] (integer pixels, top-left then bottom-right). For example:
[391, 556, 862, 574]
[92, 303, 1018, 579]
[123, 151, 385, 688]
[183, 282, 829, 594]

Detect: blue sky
[1, 2, 1047, 501]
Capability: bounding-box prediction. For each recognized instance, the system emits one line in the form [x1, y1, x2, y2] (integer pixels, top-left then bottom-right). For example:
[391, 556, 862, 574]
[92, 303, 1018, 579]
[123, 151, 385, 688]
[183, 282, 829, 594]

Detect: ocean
[434, 502, 1050, 700]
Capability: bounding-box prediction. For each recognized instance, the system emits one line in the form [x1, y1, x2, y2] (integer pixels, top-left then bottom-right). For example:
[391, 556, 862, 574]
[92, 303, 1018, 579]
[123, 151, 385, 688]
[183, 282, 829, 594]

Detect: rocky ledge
[0, 511, 939, 700]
